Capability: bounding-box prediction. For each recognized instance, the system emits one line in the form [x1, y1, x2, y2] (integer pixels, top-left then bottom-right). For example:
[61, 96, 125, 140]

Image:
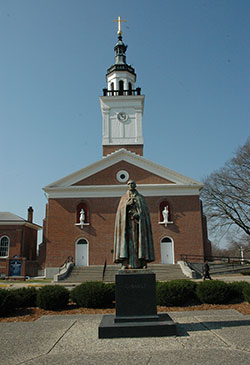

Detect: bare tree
[201, 138, 250, 238]
[227, 235, 250, 258]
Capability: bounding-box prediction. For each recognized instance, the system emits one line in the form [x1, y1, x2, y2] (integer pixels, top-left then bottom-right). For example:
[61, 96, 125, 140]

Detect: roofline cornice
[0, 221, 42, 230]
[44, 183, 202, 199]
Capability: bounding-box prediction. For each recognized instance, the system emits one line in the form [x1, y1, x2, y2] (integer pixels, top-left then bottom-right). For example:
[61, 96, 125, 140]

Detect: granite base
[99, 313, 176, 338]
[98, 270, 176, 338]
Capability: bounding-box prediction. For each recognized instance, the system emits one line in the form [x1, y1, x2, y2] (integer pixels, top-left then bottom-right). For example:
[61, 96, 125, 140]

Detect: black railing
[102, 259, 107, 281]
[181, 254, 250, 264]
[103, 88, 141, 96]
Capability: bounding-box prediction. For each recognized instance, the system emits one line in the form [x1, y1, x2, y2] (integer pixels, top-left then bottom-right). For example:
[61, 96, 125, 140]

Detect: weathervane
[114, 16, 126, 36]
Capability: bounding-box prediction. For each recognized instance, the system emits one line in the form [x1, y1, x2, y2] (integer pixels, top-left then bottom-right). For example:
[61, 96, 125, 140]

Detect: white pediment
[43, 149, 203, 198]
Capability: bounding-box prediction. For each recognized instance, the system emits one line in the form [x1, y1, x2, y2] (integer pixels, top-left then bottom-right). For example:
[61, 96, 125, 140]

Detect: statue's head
[127, 179, 136, 191]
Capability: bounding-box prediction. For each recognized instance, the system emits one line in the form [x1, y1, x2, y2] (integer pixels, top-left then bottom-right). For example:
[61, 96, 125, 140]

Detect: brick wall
[103, 145, 143, 156]
[43, 194, 205, 267]
[0, 225, 38, 276]
[0, 226, 23, 258]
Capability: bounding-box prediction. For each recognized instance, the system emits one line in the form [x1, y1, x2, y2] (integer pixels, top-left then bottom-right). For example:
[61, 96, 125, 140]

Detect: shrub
[243, 284, 250, 303]
[227, 281, 250, 304]
[37, 285, 69, 310]
[11, 287, 37, 308]
[240, 271, 250, 276]
[156, 280, 199, 307]
[0, 289, 17, 315]
[196, 280, 230, 304]
[103, 282, 115, 305]
[71, 281, 115, 308]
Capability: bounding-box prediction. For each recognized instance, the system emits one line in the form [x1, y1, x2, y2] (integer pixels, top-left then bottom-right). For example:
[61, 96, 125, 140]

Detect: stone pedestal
[98, 270, 176, 338]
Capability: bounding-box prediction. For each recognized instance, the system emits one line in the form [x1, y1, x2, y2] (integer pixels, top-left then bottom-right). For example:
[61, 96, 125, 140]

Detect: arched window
[0, 236, 9, 257]
[76, 202, 89, 224]
[119, 80, 124, 95]
[111, 82, 114, 96]
[159, 200, 172, 223]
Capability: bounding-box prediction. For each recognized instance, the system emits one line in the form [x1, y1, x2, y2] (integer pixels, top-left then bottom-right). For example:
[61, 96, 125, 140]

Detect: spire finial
[113, 16, 126, 36]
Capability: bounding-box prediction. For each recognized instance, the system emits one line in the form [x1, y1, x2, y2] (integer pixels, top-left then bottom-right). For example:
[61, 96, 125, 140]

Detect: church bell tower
[100, 17, 144, 156]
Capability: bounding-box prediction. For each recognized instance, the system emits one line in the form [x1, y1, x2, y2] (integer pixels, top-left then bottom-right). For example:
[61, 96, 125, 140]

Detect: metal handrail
[181, 254, 250, 264]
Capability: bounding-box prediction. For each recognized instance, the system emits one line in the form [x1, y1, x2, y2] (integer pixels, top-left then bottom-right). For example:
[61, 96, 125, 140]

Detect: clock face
[117, 112, 128, 122]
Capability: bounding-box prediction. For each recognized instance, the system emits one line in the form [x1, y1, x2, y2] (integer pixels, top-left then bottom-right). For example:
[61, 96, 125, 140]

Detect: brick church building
[39, 26, 211, 278]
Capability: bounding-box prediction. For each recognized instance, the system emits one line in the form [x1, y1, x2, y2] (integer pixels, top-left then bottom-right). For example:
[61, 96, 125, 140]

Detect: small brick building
[0, 208, 41, 278]
[39, 30, 211, 278]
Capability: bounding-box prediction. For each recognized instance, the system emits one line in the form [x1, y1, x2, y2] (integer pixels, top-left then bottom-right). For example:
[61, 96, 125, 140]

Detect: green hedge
[196, 280, 230, 304]
[240, 271, 250, 276]
[156, 280, 199, 307]
[0, 289, 16, 315]
[1, 279, 250, 315]
[243, 284, 250, 303]
[11, 287, 37, 308]
[227, 281, 250, 304]
[71, 282, 115, 308]
[37, 285, 69, 310]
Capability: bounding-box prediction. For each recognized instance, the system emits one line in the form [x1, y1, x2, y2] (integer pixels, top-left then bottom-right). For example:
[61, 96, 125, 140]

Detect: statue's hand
[127, 198, 133, 206]
[132, 213, 139, 223]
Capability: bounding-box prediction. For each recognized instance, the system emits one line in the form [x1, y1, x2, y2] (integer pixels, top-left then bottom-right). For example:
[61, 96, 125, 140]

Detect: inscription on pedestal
[115, 271, 158, 321]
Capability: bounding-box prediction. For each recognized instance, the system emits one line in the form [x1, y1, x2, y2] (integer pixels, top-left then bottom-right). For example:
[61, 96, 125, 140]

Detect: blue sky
[0, 0, 249, 246]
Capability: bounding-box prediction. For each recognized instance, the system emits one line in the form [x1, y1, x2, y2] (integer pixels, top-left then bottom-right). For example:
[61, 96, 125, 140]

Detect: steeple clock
[100, 17, 144, 156]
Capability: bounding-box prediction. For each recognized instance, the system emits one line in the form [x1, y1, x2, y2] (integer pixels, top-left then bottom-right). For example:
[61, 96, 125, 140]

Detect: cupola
[100, 17, 144, 156]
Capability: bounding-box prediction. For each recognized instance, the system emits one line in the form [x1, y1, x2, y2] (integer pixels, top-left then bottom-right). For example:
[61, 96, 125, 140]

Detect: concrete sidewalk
[1, 309, 250, 364]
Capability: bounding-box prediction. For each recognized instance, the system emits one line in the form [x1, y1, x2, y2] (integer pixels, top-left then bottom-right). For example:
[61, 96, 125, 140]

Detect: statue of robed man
[114, 180, 155, 269]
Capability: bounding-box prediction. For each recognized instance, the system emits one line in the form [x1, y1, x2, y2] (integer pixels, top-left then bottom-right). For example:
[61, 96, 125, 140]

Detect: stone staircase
[62, 264, 187, 283]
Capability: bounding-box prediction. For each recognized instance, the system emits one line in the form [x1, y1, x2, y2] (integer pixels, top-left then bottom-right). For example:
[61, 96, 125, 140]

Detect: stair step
[62, 264, 187, 283]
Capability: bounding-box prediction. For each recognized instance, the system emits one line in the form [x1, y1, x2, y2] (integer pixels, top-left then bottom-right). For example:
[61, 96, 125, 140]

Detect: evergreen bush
[37, 285, 69, 310]
[156, 280, 199, 307]
[11, 287, 37, 308]
[196, 280, 230, 304]
[240, 271, 250, 276]
[227, 281, 250, 304]
[243, 283, 250, 303]
[0, 289, 16, 315]
[71, 281, 115, 308]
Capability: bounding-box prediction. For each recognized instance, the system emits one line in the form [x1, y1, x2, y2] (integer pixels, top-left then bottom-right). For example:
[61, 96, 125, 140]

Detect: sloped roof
[0, 212, 25, 222]
[0, 212, 42, 230]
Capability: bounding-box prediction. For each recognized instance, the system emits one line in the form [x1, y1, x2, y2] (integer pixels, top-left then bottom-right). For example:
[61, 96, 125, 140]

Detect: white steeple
[100, 19, 144, 156]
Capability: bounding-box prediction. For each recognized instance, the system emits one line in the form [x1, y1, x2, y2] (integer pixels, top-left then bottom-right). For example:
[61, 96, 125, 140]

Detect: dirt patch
[1, 302, 250, 323]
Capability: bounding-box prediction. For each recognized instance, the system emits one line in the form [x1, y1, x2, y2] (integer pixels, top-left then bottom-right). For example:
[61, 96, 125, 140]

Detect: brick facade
[0, 224, 39, 277]
[0, 210, 41, 277]
[42, 193, 207, 268]
[41, 150, 209, 274]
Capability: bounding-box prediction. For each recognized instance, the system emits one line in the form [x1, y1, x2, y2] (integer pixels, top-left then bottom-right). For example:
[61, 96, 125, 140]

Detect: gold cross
[113, 16, 126, 36]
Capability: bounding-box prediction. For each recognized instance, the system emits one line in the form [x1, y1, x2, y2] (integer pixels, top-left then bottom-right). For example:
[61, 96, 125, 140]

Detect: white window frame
[0, 236, 10, 258]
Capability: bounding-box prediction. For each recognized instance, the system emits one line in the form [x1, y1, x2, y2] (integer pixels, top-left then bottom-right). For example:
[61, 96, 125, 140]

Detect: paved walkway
[1, 309, 250, 364]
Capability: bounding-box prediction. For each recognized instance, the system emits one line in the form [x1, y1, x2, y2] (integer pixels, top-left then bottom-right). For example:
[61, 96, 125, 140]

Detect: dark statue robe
[114, 190, 155, 268]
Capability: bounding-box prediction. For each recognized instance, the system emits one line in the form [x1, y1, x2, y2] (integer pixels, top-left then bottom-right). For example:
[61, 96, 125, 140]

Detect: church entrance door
[160, 237, 174, 264]
[75, 239, 88, 266]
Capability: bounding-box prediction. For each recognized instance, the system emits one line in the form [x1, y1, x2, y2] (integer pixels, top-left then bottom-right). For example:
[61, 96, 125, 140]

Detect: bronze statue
[114, 180, 155, 269]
